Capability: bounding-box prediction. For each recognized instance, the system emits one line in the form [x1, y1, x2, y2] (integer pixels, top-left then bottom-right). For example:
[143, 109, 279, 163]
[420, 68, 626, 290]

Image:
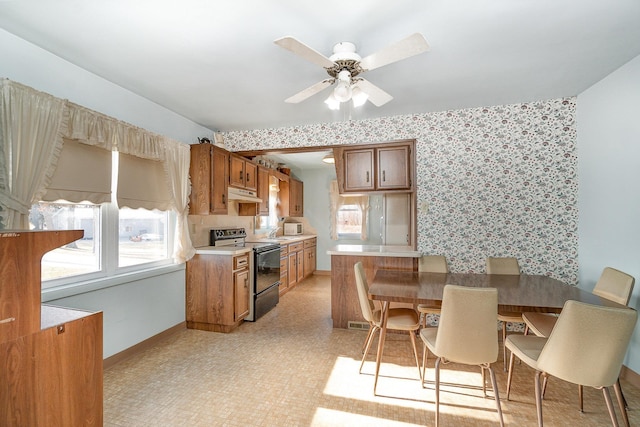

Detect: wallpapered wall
[224, 97, 578, 284]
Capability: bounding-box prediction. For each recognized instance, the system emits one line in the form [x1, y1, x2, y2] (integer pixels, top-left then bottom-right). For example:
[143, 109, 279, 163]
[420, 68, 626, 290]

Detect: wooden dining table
[367, 270, 628, 394]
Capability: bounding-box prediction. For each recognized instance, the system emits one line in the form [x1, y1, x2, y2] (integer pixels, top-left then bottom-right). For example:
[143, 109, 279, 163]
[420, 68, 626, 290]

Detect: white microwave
[284, 223, 303, 235]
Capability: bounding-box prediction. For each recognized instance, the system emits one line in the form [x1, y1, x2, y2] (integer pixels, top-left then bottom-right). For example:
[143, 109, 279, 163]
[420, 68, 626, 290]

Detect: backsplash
[223, 98, 578, 284]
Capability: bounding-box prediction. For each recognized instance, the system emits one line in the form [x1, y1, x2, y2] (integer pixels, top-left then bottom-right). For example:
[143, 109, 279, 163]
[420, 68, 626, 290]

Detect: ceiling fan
[274, 33, 429, 109]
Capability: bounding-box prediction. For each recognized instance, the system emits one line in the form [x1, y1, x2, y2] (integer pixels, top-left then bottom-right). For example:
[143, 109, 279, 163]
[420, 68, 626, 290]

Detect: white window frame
[38, 202, 176, 291]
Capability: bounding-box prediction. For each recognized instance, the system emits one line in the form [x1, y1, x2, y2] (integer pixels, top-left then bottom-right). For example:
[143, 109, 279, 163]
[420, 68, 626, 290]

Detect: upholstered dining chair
[486, 256, 521, 371]
[416, 255, 449, 327]
[521, 266, 635, 412]
[505, 300, 637, 427]
[353, 262, 422, 384]
[420, 285, 504, 427]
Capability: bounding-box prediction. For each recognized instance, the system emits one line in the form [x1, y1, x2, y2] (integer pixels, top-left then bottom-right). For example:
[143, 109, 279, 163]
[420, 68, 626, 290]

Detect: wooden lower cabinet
[303, 238, 317, 277]
[329, 254, 417, 329]
[186, 252, 251, 333]
[1, 307, 103, 427]
[279, 246, 289, 295]
[1, 230, 103, 426]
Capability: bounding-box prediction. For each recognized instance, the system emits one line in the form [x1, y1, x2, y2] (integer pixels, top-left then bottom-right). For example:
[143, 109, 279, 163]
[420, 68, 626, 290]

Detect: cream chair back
[593, 267, 635, 306]
[537, 300, 637, 388]
[486, 257, 520, 275]
[435, 285, 499, 365]
[354, 262, 376, 323]
[419, 255, 449, 273]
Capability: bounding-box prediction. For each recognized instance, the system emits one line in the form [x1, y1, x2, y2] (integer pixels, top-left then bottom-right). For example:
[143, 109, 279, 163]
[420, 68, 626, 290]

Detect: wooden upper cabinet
[189, 144, 228, 215]
[229, 154, 257, 191]
[211, 147, 229, 214]
[344, 149, 375, 191]
[257, 167, 270, 215]
[337, 140, 414, 193]
[289, 178, 304, 217]
[238, 165, 270, 217]
[377, 144, 411, 190]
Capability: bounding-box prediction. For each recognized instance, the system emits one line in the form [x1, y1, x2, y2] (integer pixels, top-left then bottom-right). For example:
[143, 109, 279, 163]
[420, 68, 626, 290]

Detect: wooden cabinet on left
[0, 230, 103, 426]
[189, 143, 229, 215]
[186, 252, 251, 333]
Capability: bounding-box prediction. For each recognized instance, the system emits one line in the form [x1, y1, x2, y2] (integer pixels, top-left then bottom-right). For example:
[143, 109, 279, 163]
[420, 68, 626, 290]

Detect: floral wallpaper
[224, 97, 578, 285]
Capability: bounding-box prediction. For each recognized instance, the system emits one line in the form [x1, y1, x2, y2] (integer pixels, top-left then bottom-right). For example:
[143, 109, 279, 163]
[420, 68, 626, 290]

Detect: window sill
[41, 263, 185, 302]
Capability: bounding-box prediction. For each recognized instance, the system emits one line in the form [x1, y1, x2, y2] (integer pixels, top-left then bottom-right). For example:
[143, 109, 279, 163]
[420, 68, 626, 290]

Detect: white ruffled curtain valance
[0, 78, 194, 263]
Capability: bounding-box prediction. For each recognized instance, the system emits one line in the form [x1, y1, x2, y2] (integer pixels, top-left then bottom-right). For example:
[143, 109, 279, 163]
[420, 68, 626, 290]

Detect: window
[30, 149, 174, 288]
[31, 202, 173, 287]
[336, 203, 362, 236]
[30, 202, 101, 280]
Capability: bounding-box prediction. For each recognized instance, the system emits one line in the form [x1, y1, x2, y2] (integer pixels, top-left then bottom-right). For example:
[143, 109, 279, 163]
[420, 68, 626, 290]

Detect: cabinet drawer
[303, 238, 316, 248]
[233, 254, 249, 270]
[280, 257, 287, 271]
[288, 242, 304, 252]
[279, 244, 288, 256]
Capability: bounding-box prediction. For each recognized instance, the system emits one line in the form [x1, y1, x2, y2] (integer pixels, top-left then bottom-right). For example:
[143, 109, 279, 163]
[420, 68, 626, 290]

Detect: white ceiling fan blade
[274, 36, 336, 69]
[357, 79, 393, 107]
[359, 33, 430, 71]
[285, 79, 334, 104]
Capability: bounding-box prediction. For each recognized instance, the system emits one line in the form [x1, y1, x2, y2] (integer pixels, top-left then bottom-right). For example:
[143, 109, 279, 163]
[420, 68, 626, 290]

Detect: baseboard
[621, 365, 640, 388]
[313, 270, 331, 276]
[103, 321, 186, 370]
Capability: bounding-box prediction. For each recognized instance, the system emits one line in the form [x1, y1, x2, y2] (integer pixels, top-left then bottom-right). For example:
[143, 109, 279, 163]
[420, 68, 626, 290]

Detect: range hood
[228, 186, 262, 203]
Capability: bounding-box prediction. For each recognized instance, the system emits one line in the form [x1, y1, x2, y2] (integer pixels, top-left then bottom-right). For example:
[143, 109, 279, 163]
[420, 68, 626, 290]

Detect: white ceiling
[1, 0, 639, 135]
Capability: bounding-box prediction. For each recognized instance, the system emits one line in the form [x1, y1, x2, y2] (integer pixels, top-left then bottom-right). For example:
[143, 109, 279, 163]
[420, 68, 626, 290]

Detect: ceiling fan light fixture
[351, 85, 369, 107]
[324, 93, 340, 110]
[333, 81, 352, 102]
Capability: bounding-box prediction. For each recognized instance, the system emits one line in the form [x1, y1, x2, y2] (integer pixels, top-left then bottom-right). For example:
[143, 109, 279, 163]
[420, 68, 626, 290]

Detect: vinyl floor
[104, 274, 639, 426]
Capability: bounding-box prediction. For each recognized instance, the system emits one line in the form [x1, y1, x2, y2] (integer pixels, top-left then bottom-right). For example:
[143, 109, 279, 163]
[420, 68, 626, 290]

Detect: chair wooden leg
[614, 380, 630, 427]
[488, 365, 505, 427]
[541, 373, 548, 399]
[524, 324, 530, 335]
[534, 371, 544, 427]
[421, 342, 428, 388]
[359, 325, 379, 373]
[361, 324, 374, 354]
[435, 357, 442, 427]
[602, 386, 620, 427]
[578, 385, 583, 412]
[408, 329, 422, 382]
[482, 366, 487, 397]
[502, 321, 508, 371]
[617, 377, 629, 410]
[506, 351, 516, 400]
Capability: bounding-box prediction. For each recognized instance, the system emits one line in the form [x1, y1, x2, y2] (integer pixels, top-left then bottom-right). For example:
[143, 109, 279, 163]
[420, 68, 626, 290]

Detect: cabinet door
[289, 178, 304, 216]
[279, 256, 288, 295]
[296, 250, 305, 283]
[189, 144, 212, 215]
[257, 167, 270, 215]
[229, 155, 245, 188]
[344, 149, 375, 191]
[244, 161, 257, 191]
[304, 247, 316, 277]
[234, 269, 250, 321]
[288, 252, 297, 287]
[211, 147, 229, 214]
[377, 145, 411, 190]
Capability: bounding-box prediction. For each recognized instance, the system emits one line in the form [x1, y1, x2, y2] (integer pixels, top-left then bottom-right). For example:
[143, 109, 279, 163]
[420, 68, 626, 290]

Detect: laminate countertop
[327, 244, 421, 258]
[194, 246, 252, 256]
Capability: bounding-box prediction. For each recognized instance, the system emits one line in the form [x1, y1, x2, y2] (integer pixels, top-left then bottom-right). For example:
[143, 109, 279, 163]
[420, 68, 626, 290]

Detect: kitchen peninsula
[327, 244, 421, 329]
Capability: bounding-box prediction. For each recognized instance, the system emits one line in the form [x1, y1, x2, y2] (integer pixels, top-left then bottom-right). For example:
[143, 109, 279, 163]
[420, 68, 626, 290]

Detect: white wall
[0, 29, 210, 143]
[0, 28, 212, 358]
[577, 54, 640, 372]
